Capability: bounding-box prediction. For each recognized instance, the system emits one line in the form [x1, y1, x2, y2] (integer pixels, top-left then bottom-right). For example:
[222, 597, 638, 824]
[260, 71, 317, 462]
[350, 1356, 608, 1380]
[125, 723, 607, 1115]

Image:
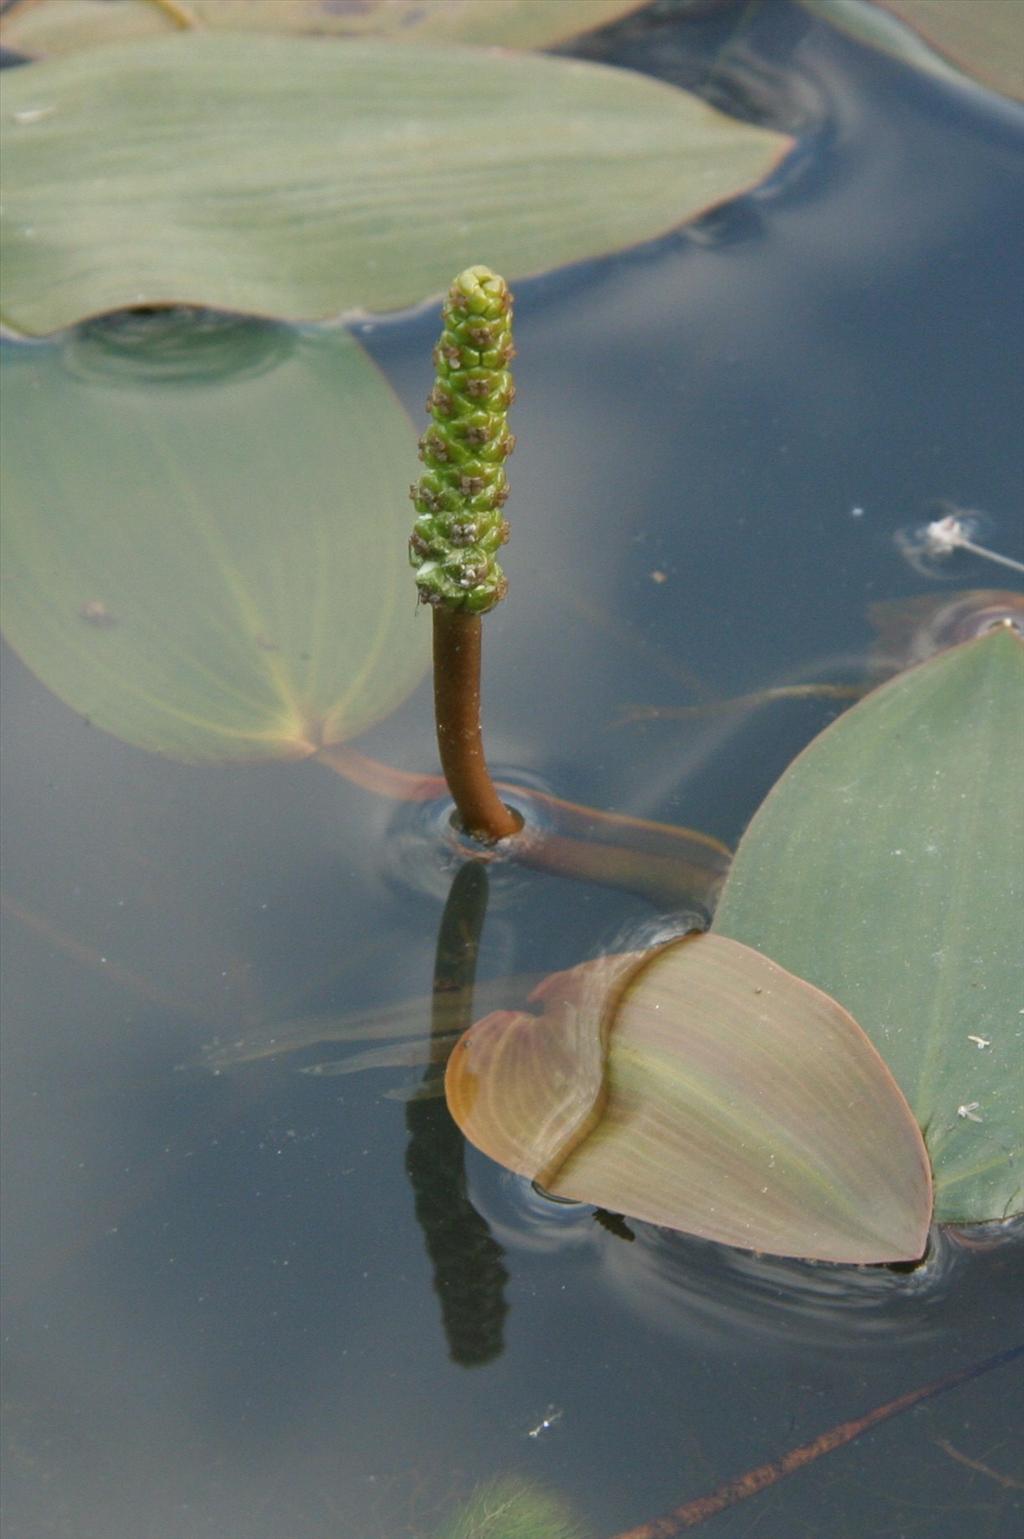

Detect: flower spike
[409, 266, 515, 614]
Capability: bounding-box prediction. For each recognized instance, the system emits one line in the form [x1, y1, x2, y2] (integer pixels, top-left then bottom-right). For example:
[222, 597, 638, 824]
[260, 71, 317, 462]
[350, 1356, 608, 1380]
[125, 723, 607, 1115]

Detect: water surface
[3, 3, 1023, 1536]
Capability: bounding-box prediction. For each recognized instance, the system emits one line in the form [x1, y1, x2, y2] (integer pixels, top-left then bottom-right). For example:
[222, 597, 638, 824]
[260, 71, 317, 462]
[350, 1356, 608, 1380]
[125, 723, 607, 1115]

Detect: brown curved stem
[608, 1342, 1024, 1537]
[316, 744, 730, 911]
[432, 608, 521, 843]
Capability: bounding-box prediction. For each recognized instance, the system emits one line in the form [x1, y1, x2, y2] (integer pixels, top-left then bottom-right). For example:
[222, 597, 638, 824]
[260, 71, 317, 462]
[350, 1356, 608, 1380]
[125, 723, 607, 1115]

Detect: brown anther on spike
[428, 386, 453, 416]
[463, 425, 490, 447]
[409, 531, 432, 556]
[467, 325, 494, 348]
[465, 378, 491, 399]
[460, 474, 486, 496]
[413, 485, 442, 512]
[450, 522, 478, 546]
[494, 485, 510, 508]
[442, 343, 462, 366]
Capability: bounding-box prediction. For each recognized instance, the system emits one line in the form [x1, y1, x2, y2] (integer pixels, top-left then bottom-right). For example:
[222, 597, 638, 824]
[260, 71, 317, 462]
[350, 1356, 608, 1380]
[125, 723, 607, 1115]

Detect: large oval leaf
[1, 0, 646, 55]
[0, 312, 428, 762]
[0, 33, 792, 336]
[713, 626, 1024, 1224]
[447, 933, 932, 1263]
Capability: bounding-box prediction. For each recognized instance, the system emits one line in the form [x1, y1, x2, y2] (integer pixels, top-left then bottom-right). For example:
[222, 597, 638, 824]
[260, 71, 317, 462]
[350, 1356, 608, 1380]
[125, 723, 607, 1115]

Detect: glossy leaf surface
[447, 934, 932, 1262]
[1, 0, 645, 54]
[0, 312, 428, 762]
[0, 33, 791, 336]
[714, 627, 1024, 1224]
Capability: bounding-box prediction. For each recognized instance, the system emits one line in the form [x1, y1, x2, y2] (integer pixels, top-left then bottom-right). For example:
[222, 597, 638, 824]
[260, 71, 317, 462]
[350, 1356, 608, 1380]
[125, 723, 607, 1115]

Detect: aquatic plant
[447, 619, 1023, 1253]
[432, 1476, 588, 1539]
[409, 266, 520, 842]
[0, 0, 1019, 1274]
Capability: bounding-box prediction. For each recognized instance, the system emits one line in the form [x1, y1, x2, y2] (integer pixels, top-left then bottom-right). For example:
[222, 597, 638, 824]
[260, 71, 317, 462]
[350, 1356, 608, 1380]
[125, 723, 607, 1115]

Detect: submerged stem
[432, 608, 521, 842]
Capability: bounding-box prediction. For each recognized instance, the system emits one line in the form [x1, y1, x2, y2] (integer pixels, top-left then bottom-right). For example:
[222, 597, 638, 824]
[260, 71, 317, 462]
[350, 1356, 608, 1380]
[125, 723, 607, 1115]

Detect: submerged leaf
[0, 311, 428, 762]
[433, 1475, 588, 1539]
[447, 933, 932, 1263]
[714, 627, 1024, 1224]
[198, 973, 546, 1073]
[0, 33, 792, 336]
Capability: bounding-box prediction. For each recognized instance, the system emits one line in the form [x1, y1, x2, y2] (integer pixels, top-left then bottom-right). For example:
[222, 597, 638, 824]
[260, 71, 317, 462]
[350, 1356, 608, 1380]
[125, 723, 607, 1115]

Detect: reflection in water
[62, 306, 294, 387]
[868, 586, 1024, 668]
[404, 860, 509, 1367]
[597, 1219, 980, 1353]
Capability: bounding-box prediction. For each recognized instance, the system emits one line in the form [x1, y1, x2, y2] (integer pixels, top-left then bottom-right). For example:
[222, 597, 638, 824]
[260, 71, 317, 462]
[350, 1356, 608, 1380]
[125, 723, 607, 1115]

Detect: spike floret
[409, 266, 515, 614]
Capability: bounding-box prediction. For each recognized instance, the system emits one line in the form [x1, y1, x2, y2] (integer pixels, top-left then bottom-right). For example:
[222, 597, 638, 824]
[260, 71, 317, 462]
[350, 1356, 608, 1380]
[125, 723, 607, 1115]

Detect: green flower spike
[409, 265, 515, 614]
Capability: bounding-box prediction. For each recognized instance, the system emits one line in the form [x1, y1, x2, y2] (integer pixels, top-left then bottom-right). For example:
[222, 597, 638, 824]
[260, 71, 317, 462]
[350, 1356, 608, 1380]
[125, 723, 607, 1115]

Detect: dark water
[2, 3, 1023, 1536]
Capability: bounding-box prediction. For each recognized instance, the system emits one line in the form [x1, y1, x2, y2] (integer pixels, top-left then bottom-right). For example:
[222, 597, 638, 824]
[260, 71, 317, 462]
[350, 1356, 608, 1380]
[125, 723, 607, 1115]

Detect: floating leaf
[447, 933, 932, 1263]
[0, 310, 428, 762]
[713, 627, 1024, 1224]
[803, 0, 1024, 103]
[1, 0, 645, 56]
[0, 33, 792, 336]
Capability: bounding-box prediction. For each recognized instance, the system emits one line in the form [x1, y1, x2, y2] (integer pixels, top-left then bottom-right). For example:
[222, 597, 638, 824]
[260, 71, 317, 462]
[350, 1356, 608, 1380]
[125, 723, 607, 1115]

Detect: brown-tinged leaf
[447, 933, 932, 1262]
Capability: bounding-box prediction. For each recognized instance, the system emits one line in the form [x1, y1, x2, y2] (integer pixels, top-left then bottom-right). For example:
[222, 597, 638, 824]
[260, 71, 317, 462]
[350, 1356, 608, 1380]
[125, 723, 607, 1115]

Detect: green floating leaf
[714, 627, 1024, 1224]
[0, 311, 428, 762]
[447, 934, 932, 1263]
[803, 0, 1024, 103]
[0, 33, 792, 336]
[1, 0, 646, 55]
